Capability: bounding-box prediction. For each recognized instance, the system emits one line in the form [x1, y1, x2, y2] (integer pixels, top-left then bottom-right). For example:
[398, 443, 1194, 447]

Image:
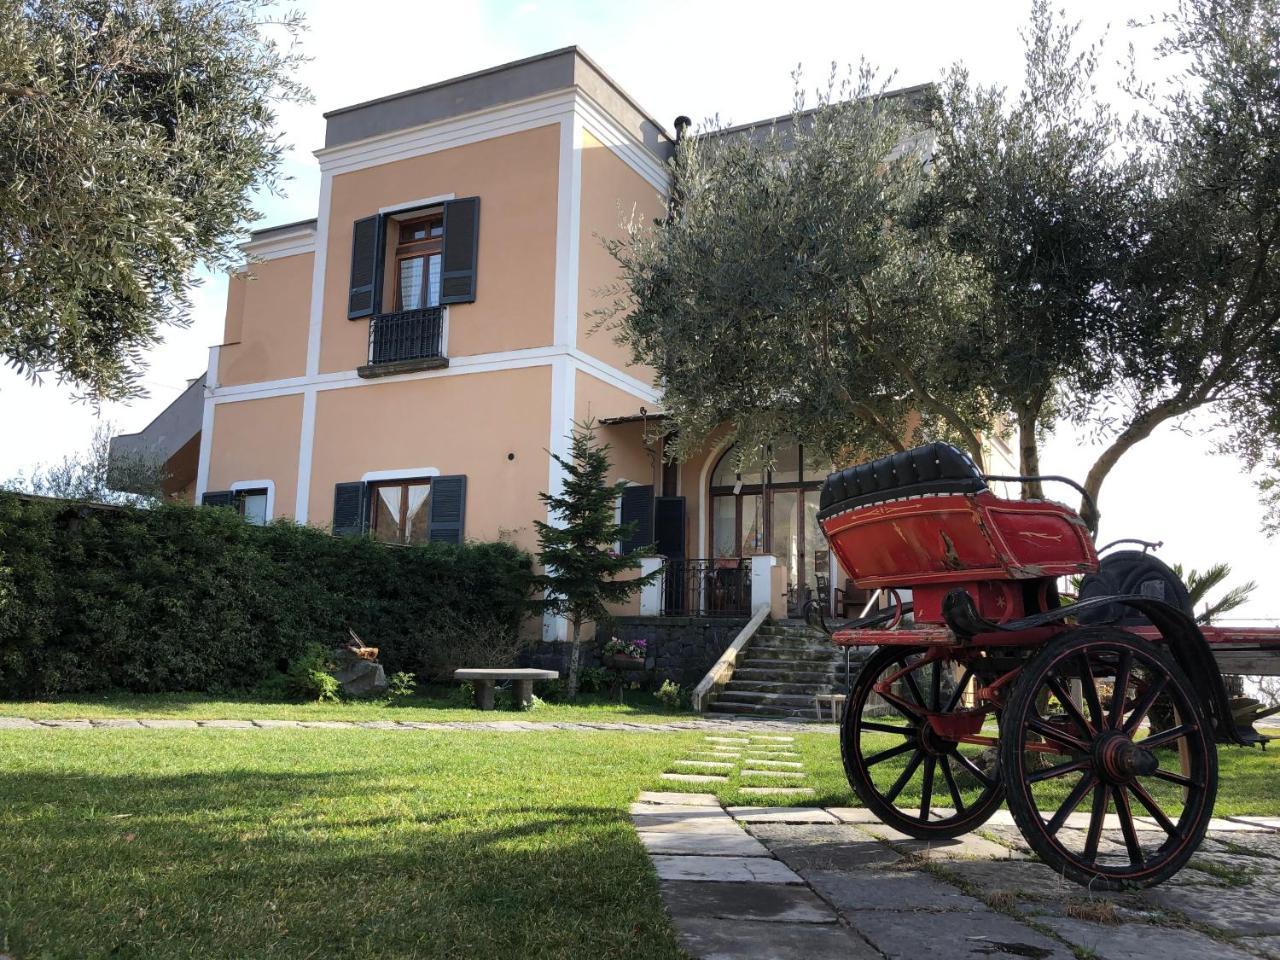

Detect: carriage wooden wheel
[842, 645, 1004, 839]
[1000, 627, 1217, 889]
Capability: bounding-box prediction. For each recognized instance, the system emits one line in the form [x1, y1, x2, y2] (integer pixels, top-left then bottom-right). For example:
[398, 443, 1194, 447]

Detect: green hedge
[0, 494, 534, 697]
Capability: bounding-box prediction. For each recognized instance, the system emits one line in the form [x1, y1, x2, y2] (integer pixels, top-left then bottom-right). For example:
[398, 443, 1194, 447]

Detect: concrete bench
[453, 668, 560, 710]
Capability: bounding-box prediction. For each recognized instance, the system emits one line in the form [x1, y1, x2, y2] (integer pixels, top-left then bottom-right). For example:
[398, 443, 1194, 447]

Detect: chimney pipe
[673, 116, 692, 140]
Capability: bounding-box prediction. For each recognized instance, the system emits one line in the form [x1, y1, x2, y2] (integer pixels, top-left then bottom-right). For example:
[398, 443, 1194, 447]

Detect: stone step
[746, 644, 844, 658]
[739, 657, 845, 671]
[707, 700, 817, 718]
[710, 690, 824, 708]
[733, 667, 838, 684]
[721, 679, 841, 696]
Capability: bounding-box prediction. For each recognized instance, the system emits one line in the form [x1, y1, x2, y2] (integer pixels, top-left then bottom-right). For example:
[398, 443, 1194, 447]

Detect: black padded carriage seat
[818, 442, 987, 520]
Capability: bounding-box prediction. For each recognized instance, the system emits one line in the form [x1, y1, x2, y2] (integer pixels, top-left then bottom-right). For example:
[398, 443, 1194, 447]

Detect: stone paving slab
[805, 866, 989, 913]
[659, 880, 836, 923]
[742, 759, 802, 769]
[739, 786, 814, 796]
[863, 828, 1025, 862]
[661, 773, 729, 784]
[637, 791, 720, 806]
[138, 719, 200, 729]
[739, 768, 804, 779]
[751, 824, 904, 871]
[851, 908, 1076, 960]
[638, 831, 771, 857]
[825, 806, 882, 824]
[198, 719, 256, 728]
[651, 855, 803, 884]
[673, 760, 735, 770]
[749, 736, 794, 743]
[1243, 935, 1280, 959]
[1145, 882, 1280, 935]
[726, 807, 839, 824]
[1043, 916, 1260, 960]
[671, 917, 880, 959]
[0, 717, 43, 729]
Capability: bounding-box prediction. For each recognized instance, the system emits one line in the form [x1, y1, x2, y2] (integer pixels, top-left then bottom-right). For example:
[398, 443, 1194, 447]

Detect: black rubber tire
[841, 645, 1005, 840]
[1000, 626, 1218, 890]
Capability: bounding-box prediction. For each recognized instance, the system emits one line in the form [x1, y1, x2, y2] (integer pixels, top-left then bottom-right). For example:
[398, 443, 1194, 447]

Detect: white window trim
[361, 468, 441, 483]
[379, 193, 455, 216]
[229, 479, 275, 522]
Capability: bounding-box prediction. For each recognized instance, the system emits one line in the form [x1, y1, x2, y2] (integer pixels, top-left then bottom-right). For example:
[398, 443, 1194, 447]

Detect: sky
[1, 0, 1275, 622]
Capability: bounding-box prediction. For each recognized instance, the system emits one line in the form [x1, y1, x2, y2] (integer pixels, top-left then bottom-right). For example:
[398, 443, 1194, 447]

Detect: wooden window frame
[368, 478, 432, 545]
[233, 487, 269, 524]
[393, 213, 444, 312]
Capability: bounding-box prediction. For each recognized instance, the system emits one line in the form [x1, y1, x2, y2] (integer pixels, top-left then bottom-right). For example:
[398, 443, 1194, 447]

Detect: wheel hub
[1094, 730, 1158, 783]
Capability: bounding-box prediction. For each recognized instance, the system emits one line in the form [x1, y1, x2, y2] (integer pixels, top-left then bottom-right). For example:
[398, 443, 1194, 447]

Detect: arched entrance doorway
[709, 440, 830, 615]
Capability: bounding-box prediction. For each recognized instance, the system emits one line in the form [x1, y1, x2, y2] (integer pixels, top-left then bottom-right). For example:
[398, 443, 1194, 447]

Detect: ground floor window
[235, 488, 269, 526]
[369, 478, 431, 545]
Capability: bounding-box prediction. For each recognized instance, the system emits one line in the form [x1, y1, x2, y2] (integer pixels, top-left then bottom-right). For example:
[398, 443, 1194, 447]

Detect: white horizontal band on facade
[575, 91, 671, 193]
[379, 193, 455, 215]
[315, 91, 578, 176]
[240, 230, 317, 262]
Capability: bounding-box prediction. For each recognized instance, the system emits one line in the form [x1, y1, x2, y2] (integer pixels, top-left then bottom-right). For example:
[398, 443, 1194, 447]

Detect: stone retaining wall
[525, 616, 746, 690]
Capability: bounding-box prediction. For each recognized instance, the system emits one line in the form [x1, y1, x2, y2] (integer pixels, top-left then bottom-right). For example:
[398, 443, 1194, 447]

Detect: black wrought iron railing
[368, 307, 445, 365]
[659, 558, 753, 617]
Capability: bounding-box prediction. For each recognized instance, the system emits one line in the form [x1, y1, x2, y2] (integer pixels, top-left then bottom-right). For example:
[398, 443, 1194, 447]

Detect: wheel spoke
[864, 740, 917, 768]
[860, 721, 916, 737]
[1078, 654, 1105, 730]
[1046, 675, 1095, 738]
[1044, 771, 1097, 835]
[940, 754, 966, 813]
[919, 756, 937, 820]
[1109, 651, 1133, 729]
[1027, 756, 1092, 784]
[1129, 780, 1181, 837]
[1083, 782, 1108, 863]
[886, 696, 926, 724]
[1027, 716, 1091, 754]
[952, 751, 997, 789]
[930, 660, 942, 711]
[885, 749, 925, 803]
[1140, 723, 1193, 751]
[903, 668, 928, 710]
[1151, 768, 1203, 789]
[1113, 785, 1145, 866]
[944, 666, 975, 713]
[1123, 675, 1168, 735]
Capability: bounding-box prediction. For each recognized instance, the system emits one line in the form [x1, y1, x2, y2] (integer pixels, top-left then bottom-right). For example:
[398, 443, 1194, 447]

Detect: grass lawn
[0, 688, 694, 725]
[658, 730, 1280, 817]
[0, 728, 700, 960]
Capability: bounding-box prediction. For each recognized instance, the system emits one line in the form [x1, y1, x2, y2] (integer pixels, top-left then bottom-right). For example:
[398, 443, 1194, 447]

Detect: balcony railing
[659, 558, 753, 618]
[367, 306, 445, 367]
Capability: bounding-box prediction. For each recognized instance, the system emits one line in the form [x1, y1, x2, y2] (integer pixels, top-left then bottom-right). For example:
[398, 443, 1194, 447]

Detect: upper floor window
[236, 488, 270, 526]
[395, 215, 443, 311]
[370, 478, 431, 545]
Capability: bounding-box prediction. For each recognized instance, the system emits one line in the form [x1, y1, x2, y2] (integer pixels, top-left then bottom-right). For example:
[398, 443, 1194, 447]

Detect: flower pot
[607, 654, 645, 671]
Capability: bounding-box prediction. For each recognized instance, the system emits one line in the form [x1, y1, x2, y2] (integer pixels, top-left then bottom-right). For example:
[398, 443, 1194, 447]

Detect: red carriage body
[812, 442, 1277, 890]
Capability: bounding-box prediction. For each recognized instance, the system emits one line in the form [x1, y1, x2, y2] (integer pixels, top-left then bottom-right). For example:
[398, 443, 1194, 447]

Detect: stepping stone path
[634, 790, 1280, 959]
[660, 734, 816, 794]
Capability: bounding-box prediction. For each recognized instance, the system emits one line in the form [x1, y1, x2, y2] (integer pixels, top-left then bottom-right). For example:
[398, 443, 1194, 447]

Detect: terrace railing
[659, 558, 753, 618]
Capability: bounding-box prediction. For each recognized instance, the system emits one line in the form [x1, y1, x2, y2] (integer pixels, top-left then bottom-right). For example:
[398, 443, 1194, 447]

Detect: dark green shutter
[654, 496, 686, 558]
[347, 215, 385, 319]
[201, 490, 236, 508]
[440, 198, 479, 304]
[332, 482, 368, 536]
[427, 475, 466, 543]
[619, 484, 655, 555]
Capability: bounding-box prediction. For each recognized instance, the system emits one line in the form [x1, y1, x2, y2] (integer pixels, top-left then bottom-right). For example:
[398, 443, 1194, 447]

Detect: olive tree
[0, 0, 308, 401]
[598, 67, 997, 474]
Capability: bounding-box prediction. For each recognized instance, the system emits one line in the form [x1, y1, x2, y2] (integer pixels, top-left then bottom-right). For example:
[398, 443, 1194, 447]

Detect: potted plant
[602, 636, 647, 671]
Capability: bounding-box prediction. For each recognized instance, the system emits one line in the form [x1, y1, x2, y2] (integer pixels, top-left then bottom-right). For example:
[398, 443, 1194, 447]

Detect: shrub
[655, 679, 687, 711]
[0, 494, 534, 697]
[386, 671, 417, 698]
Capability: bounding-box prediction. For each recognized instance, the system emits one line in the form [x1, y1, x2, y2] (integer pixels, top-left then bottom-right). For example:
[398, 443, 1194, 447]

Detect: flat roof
[322, 46, 673, 163]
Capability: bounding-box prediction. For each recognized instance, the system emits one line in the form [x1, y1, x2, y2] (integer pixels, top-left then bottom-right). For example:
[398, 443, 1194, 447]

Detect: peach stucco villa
[110, 47, 1015, 641]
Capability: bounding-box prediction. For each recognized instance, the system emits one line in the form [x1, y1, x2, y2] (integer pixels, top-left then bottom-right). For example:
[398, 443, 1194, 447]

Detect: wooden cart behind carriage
[809, 441, 1280, 890]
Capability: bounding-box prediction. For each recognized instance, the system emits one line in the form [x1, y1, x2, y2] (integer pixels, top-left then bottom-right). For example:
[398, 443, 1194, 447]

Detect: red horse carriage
[811, 441, 1277, 889]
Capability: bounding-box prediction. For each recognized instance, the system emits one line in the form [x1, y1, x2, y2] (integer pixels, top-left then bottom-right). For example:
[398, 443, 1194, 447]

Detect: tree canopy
[0, 0, 308, 401]
[603, 0, 1280, 533]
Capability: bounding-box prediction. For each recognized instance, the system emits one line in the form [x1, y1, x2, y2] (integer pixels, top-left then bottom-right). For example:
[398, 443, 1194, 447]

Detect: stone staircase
[707, 619, 871, 719]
